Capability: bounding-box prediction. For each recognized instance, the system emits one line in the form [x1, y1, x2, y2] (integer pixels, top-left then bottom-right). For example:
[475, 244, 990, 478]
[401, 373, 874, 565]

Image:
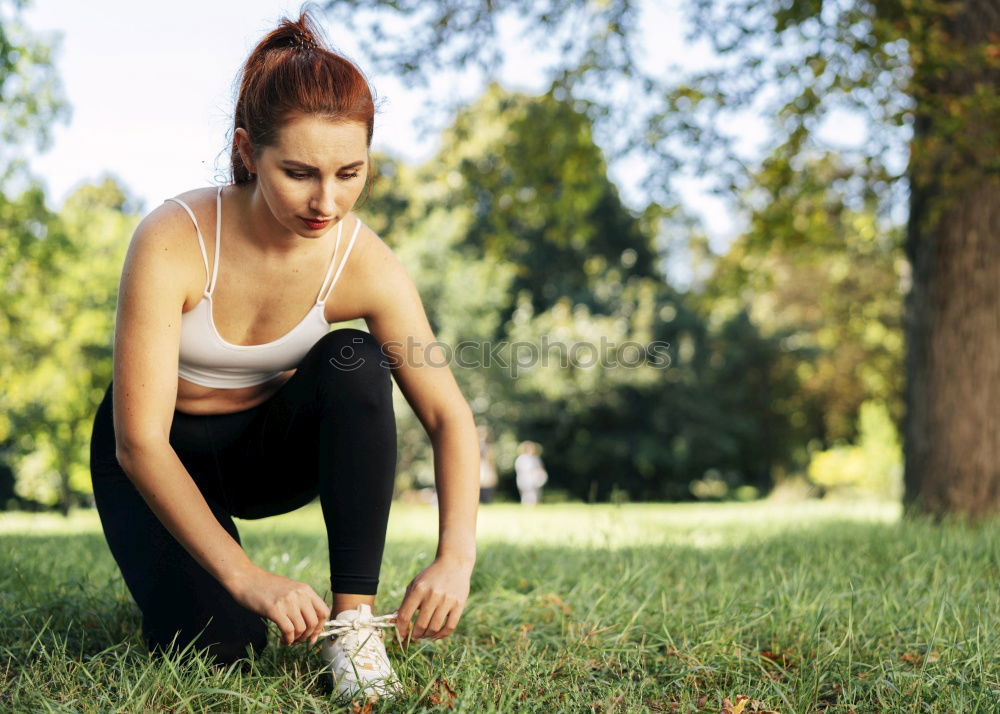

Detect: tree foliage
[325, 0, 994, 221]
[0, 0, 70, 187]
[701, 150, 906, 445]
[1, 178, 135, 511]
[360, 83, 797, 501]
[323, 0, 986, 214]
[435, 82, 662, 325]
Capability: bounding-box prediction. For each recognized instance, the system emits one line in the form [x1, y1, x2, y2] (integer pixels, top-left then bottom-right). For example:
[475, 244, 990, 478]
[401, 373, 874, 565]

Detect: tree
[324, 0, 1000, 519]
[433, 82, 662, 330]
[896, 1, 999, 519]
[361, 83, 795, 501]
[1, 178, 134, 513]
[700, 150, 906, 448]
[0, 0, 72, 511]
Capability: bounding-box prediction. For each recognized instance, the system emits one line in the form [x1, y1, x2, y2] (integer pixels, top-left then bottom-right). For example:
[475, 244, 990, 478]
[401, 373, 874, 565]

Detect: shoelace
[318, 609, 399, 641]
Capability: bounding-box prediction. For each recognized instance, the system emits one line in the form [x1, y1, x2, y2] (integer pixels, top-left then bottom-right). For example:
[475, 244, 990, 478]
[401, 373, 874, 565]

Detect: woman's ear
[235, 127, 257, 173]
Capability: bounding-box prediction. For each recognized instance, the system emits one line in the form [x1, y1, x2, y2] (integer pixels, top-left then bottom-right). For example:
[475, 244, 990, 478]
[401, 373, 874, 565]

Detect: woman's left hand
[394, 554, 473, 644]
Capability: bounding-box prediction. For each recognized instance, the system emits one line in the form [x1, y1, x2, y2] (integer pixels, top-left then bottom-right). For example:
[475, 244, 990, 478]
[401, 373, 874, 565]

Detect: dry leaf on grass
[900, 651, 939, 665]
[720, 694, 780, 714]
[589, 693, 626, 712]
[759, 649, 793, 668]
[349, 699, 374, 714]
[427, 677, 457, 708]
[539, 592, 573, 614]
[720, 696, 750, 714]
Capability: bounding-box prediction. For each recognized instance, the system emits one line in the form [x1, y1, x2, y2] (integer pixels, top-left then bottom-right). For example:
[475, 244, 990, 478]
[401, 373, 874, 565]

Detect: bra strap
[317, 217, 363, 304]
[163, 195, 212, 295]
[315, 219, 343, 304]
[210, 186, 222, 295]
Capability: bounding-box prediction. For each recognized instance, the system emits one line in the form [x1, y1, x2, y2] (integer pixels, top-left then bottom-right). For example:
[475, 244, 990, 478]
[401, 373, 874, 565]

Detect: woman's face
[239, 113, 369, 236]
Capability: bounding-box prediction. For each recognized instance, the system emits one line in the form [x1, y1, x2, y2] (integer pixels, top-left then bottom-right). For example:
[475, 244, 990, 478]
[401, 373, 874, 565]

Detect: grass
[1, 498, 997, 712]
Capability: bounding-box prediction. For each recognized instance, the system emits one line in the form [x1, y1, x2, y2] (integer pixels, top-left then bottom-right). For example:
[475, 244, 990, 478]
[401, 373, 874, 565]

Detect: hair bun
[290, 30, 319, 51]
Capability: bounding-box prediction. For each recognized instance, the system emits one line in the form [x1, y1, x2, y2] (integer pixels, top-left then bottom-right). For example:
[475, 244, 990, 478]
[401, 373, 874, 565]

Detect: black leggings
[89, 328, 398, 666]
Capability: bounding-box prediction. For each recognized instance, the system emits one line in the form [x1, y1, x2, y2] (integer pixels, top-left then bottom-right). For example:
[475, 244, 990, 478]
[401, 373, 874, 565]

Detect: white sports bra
[165, 186, 362, 389]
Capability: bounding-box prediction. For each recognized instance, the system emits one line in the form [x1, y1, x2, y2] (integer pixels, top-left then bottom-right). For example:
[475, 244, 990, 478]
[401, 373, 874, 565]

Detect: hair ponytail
[227, 3, 377, 193]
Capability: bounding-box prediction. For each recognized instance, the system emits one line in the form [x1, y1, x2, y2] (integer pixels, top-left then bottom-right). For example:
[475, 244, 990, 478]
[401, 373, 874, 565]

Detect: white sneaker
[318, 604, 403, 702]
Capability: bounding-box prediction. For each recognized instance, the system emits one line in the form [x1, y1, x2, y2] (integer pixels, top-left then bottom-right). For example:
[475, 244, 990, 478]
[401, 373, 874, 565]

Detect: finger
[397, 597, 427, 643]
[298, 607, 318, 644]
[412, 592, 444, 639]
[274, 613, 296, 647]
[412, 607, 436, 639]
[425, 600, 452, 638]
[311, 592, 331, 622]
[288, 609, 307, 644]
[395, 589, 421, 639]
[309, 595, 330, 645]
[431, 602, 464, 640]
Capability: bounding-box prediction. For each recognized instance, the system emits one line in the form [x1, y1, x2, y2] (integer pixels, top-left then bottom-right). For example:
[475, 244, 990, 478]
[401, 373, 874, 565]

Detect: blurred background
[2, 0, 992, 516]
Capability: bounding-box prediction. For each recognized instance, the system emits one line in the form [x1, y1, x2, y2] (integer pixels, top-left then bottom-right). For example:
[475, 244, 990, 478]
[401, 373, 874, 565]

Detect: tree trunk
[902, 0, 1000, 519]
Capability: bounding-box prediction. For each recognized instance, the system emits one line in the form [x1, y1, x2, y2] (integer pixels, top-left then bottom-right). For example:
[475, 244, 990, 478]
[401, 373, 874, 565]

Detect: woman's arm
[358, 228, 480, 640]
[428, 415, 480, 565]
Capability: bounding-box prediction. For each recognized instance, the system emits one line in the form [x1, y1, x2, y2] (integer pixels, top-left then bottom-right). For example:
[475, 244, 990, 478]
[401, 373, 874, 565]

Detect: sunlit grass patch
[1, 499, 996, 712]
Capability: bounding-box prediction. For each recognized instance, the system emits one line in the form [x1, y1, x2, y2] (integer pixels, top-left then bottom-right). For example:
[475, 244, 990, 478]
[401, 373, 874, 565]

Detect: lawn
[1, 499, 997, 712]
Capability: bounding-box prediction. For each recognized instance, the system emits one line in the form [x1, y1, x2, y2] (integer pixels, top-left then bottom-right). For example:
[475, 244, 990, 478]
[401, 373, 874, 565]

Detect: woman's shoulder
[339, 215, 420, 313]
[326, 212, 379, 310]
[173, 184, 221, 202]
[343, 210, 374, 246]
[341, 213, 391, 278]
[144, 185, 218, 229]
[151, 184, 218, 206]
[128, 187, 220, 304]
[133, 185, 204, 238]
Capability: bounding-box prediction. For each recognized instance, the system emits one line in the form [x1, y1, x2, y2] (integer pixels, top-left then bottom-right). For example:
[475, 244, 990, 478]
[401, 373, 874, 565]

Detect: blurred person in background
[514, 441, 548, 506]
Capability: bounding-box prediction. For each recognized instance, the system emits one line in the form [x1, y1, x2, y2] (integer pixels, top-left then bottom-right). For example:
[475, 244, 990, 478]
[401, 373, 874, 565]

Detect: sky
[21, 0, 870, 263]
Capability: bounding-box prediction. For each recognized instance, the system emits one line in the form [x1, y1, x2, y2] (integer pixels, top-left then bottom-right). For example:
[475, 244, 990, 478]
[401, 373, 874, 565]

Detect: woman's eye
[285, 171, 358, 180]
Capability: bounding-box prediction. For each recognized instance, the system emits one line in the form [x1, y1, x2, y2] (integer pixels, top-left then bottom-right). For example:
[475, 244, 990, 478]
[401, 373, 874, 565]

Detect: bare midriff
[175, 369, 298, 415]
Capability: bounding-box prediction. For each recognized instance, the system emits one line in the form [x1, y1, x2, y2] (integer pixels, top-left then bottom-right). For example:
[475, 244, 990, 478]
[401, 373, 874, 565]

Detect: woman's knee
[301, 328, 393, 406]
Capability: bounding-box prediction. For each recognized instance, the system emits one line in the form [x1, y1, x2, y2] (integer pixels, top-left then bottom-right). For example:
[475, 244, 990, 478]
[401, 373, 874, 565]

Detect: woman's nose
[310, 182, 340, 217]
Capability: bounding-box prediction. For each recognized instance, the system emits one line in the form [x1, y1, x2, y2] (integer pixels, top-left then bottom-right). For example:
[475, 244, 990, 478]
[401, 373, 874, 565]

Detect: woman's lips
[301, 217, 331, 230]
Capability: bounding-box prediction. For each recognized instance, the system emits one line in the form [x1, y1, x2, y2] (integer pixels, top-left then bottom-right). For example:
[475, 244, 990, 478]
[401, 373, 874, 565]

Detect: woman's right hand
[226, 565, 331, 646]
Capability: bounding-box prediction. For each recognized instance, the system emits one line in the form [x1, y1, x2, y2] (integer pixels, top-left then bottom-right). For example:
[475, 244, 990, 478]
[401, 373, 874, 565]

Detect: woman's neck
[230, 181, 321, 259]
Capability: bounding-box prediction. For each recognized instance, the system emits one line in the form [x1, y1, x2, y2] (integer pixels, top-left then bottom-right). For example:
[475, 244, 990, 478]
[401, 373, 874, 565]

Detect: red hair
[228, 5, 377, 199]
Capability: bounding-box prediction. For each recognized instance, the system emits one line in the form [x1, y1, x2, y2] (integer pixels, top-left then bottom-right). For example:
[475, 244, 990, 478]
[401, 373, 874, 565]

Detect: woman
[88, 9, 479, 703]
